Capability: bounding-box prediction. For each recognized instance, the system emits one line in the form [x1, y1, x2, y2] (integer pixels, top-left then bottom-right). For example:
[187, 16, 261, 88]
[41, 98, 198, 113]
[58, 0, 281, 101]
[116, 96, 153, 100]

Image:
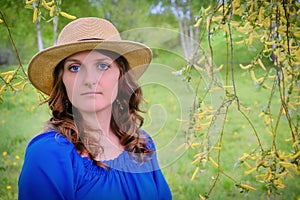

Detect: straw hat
[28, 17, 152, 95]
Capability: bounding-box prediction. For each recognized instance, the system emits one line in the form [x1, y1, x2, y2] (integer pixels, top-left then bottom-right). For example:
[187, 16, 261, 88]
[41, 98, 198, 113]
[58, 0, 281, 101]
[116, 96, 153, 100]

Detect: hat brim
[28, 40, 152, 95]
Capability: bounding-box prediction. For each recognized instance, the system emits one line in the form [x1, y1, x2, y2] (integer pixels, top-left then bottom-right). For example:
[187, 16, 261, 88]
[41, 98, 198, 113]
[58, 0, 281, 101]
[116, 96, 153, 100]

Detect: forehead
[65, 50, 114, 62]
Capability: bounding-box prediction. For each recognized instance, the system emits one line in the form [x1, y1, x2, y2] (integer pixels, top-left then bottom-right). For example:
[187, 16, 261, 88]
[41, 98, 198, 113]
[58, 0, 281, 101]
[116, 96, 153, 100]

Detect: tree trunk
[174, 0, 199, 64]
[53, 16, 59, 45]
[36, 20, 43, 51]
[33, 2, 43, 51]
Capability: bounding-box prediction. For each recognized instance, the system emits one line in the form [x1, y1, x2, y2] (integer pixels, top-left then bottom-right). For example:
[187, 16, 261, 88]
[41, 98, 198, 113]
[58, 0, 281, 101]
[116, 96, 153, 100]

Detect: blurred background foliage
[0, 0, 299, 199]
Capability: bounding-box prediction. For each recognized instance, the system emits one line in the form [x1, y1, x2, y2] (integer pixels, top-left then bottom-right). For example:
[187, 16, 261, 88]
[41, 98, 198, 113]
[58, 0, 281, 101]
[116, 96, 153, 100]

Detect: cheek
[62, 76, 75, 99]
[101, 71, 120, 99]
[111, 82, 119, 99]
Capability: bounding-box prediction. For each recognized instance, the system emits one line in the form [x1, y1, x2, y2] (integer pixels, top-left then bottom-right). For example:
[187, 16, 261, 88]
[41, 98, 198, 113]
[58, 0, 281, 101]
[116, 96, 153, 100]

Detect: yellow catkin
[223, 85, 234, 89]
[212, 146, 221, 151]
[206, 17, 210, 31]
[264, 40, 275, 45]
[33, 8, 38, 23]
[257, 58, 266, 70]
[243, 161, 252, 169]
[289, 151, 300, 160]
[214, 64, 223, 72]
[194, 18, 202, 27]
[175, 143, 188, 152]
[208, 156, 218, 168]
[204, 6, 211, 15]
[5, 75, 13, 83]
[235, 40, 245, 44]
[250, 70, 257, 81]
[292, 165, 300, 175]
[0, 86, 5, 95]
[276, 183, 286, 189]
[49, 7, 55, 17]
[239, 64, 252, 69]
[255, 174, 266, 178]
[265, 127, 273, 136]
[197, 55, 205, 64]
[12, 81, 24, 88]
[191, 143, 200, 147]
[191, 157, 202, 165]
[60, 12, 77, 20]
[26, 0, 35, 4]
[42, 0, 52, 10]
[292, 88, 300, 92]
[293, 31, 300, 38]
[211, 15, 223, 22]
[250, 70, 263, 83]
[0, 70, 14, 76]
[199, 194, 206, 200]
[262, 83, 272, 90]
[200, 122, 211, 127]
[245, 167, 256, 175]
[239, 153, 250, 161]
[191, 166, 200, 181]
[241, 183, 256, 191]
[276, 171, 288, 178]
[258, 6, 264, 22]
[258, 112, 265, 117]
[247, 11, 257, 21]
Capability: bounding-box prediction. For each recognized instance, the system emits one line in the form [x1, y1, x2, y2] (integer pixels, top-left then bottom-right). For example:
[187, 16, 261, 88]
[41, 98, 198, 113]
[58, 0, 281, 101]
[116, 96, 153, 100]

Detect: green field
[0, 41, 299, 200]
[1, 65, 299, 200]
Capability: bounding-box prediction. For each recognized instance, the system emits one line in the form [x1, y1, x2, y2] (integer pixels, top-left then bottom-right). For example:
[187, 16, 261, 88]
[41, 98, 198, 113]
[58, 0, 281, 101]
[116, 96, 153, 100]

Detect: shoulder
[28, 130, 71, 148]
[25, 130, 75, 160]
[140, 129, 156, 151]
[19, 131, 81, 199]
[22, 130, 81, 177]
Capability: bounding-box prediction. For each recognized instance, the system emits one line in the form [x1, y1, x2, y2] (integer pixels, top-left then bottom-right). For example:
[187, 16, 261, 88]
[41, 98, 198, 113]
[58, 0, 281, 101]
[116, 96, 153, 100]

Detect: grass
[0, 36, 299, 200]
[0, 68, 299, 200]
[0, 81, 49, 199]
[146, 67, 300, 200]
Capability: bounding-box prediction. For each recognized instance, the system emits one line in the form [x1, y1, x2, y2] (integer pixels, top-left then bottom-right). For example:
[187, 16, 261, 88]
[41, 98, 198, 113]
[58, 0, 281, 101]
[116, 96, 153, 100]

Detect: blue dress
[18, 130, 172, 200]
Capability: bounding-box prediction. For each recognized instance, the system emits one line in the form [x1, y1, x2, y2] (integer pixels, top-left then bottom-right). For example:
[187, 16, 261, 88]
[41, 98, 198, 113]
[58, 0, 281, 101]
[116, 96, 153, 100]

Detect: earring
[116, 99, 124, 110]
[65, 99, 70, 110]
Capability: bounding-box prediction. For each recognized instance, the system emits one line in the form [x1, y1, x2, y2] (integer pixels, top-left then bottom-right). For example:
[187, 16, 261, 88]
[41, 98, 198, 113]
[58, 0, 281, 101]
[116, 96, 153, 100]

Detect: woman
[18, 17, 172, 200]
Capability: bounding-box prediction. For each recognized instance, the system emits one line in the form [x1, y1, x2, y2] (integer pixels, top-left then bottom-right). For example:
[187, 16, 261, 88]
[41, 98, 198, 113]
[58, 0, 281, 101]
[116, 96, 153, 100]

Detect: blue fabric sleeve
[153, 168, 172, 200]
[146, 134, 172, 200]
[18, 132, 77, 200]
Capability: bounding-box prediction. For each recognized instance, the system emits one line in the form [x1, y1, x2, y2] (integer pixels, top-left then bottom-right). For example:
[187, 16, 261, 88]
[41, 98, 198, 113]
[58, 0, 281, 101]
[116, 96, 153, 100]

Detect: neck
[79, 107, 112, 136]
[76, 107, 124, 161]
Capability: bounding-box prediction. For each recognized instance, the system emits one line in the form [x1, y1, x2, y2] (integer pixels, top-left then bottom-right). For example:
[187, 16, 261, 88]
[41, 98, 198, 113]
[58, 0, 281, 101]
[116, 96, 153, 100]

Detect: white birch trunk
[33, 2, 43, 51]
[53, 16, 58, 45]
[174, 0, 199, 63]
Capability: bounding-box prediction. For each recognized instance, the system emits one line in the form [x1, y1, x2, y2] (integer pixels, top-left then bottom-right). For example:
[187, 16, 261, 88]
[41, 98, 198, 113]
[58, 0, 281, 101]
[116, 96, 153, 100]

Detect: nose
[82, 66, 100, 87]
[84, 81, 96, 87]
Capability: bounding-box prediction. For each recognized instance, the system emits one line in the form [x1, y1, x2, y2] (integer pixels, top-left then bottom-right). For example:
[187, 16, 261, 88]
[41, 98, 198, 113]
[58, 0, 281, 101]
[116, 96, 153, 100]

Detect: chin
[76, 104, 112, 114]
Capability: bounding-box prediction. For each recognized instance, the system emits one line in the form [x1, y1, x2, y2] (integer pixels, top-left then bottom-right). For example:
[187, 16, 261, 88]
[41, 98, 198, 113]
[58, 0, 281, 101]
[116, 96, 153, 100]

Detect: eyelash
[68, 64, 80, 72]
[98, 63, 110, 70]
[67, 63, 110, 72]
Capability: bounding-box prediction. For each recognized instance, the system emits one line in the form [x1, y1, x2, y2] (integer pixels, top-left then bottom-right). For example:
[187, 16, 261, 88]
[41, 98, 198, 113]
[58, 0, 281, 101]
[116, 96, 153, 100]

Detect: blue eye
[98, 63, 109, 71]
[69, 65, 80, 72]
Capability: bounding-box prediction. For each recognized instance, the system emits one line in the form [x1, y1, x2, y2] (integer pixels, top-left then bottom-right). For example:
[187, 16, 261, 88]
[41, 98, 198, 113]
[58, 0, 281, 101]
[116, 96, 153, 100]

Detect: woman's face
[62, 50, 120, 114]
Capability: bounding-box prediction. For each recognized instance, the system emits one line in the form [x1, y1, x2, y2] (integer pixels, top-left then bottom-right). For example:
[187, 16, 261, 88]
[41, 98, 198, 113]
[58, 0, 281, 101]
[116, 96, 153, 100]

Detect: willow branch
[0, 11, 26, 76]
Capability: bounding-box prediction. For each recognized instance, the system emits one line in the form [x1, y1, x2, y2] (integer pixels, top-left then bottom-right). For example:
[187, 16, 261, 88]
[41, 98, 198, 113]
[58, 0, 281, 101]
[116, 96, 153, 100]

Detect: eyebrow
[64, 57, 114, 64]
[64, 58, 80, 64]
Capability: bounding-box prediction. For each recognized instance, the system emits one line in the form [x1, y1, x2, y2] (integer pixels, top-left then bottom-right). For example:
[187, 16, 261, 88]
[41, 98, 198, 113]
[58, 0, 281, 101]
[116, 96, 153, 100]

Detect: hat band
[78, 38, 104, 41]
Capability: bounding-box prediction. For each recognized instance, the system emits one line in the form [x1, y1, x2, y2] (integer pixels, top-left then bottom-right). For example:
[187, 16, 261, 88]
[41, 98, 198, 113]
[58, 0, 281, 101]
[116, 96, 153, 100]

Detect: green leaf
[24, 5, 34, 9]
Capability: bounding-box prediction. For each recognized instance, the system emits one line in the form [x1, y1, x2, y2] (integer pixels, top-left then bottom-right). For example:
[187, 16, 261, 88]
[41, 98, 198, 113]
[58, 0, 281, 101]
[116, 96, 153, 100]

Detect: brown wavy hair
[46, 50, 152, 167]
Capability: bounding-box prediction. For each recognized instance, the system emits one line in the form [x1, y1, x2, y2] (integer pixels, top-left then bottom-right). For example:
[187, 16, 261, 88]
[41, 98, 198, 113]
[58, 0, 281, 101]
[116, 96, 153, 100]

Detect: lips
[80, 91, 102, 96]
